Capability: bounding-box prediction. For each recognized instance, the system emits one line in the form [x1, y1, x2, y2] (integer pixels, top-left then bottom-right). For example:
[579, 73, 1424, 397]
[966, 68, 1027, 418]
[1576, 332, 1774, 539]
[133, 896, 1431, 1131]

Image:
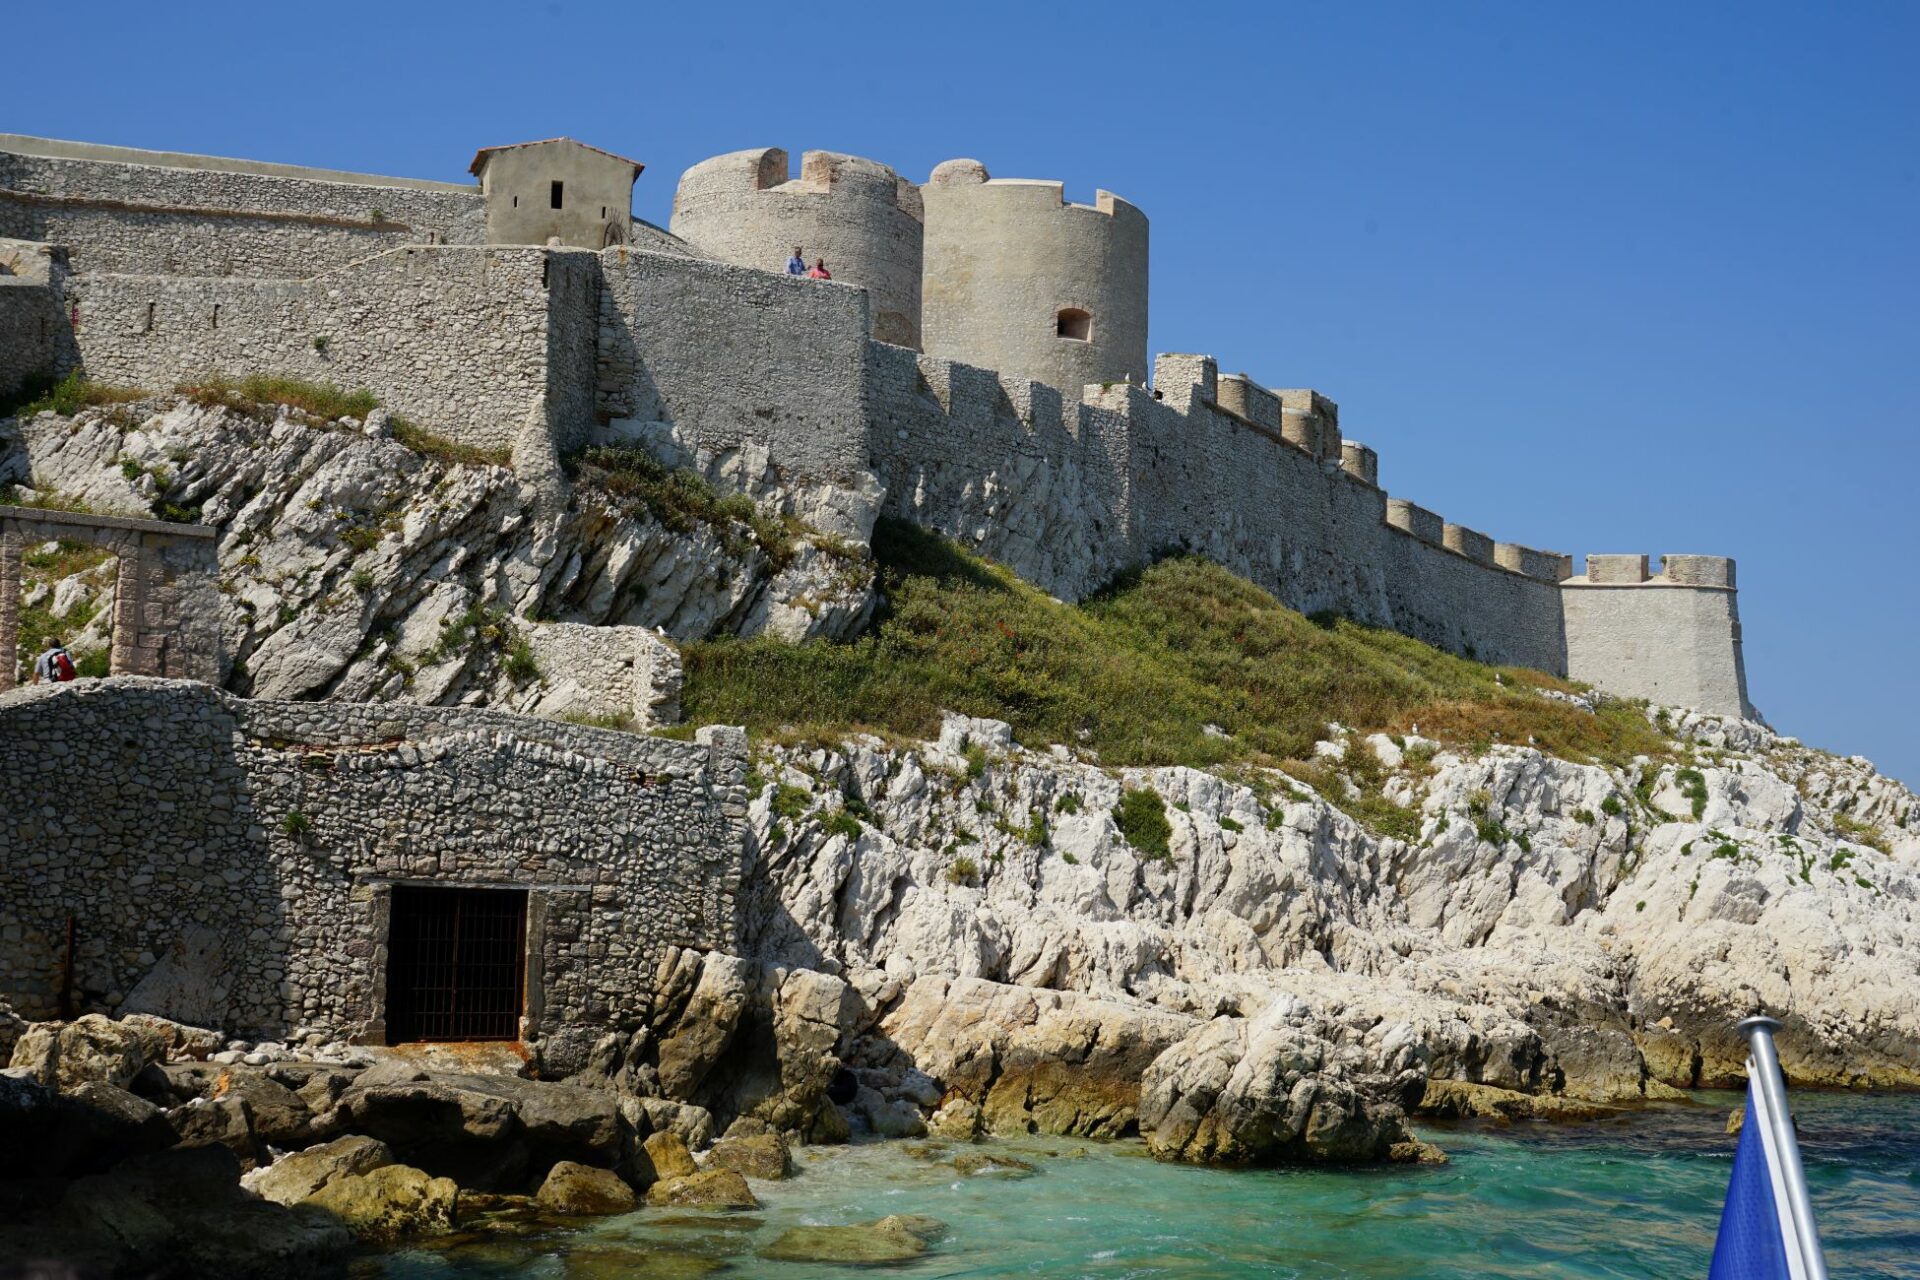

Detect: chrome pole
[1737, 1015, 1829, 1280]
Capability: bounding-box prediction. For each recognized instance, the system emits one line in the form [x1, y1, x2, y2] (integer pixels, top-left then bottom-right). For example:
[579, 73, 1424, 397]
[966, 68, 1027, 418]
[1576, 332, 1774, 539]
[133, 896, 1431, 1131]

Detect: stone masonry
[0, 679, 748, 1052]
[0, 504, 220, 690]
[0, 131, 1757, 719]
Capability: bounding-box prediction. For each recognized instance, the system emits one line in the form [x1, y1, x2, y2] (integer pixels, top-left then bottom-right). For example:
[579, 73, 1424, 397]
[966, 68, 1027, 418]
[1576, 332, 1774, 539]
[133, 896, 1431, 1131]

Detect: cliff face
[741, 709, 1920, 1137]
[2, 398, 875, 708]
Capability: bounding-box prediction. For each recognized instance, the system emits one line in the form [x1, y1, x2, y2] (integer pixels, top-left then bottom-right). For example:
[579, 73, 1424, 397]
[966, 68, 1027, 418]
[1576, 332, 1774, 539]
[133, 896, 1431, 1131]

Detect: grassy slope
[682, 519, 1666, 780]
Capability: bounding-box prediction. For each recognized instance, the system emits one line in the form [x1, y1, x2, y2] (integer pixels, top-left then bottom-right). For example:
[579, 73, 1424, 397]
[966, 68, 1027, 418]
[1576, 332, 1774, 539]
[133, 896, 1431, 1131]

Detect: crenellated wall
[1562, 556, 1753, 719]
[867, 347, 1574, 672]
[671, 148, 924, 347]
[921, 160, 1150, 395]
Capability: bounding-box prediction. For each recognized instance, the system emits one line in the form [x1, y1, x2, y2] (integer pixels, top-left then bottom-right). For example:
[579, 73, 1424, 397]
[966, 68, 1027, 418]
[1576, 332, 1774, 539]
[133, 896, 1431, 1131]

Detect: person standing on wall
[786, 247, 807, 276]
[807, 258, 832, 280]
[33, 639, 76, 684]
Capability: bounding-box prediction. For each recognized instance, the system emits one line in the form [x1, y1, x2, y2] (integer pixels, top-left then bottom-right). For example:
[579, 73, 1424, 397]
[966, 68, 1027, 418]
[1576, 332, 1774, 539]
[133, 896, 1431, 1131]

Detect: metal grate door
[385, 886, 527, 1043]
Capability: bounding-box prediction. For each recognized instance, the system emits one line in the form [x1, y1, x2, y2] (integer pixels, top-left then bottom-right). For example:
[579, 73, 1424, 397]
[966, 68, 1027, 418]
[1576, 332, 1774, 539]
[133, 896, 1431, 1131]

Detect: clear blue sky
[10, 1, 1917, 782]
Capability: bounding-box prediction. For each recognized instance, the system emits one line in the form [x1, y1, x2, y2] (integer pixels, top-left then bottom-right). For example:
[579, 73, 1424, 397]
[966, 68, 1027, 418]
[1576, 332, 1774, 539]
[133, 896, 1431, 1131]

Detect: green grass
[569, 443, 796, 569]
[1833, 812, 1892, 855]
[391, 420, 512, 469]
[12, 541, 114, 681]
[178, 374, 378, 424]
[2, 371, 148, 420]
[681, 519, 1670, 771]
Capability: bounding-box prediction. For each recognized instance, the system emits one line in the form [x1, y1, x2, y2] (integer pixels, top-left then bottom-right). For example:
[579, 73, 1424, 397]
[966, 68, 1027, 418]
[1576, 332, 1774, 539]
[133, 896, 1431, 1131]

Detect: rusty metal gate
[385, 886, 527, 1043]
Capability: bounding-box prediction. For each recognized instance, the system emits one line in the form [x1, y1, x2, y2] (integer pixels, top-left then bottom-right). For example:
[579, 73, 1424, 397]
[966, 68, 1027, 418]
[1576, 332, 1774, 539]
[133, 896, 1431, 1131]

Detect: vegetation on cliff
[682, 519, 1667, 772]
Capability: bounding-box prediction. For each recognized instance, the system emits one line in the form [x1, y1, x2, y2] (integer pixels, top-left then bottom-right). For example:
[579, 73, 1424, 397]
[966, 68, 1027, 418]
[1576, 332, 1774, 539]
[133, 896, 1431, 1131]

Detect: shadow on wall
[0, 680, 286, 1031]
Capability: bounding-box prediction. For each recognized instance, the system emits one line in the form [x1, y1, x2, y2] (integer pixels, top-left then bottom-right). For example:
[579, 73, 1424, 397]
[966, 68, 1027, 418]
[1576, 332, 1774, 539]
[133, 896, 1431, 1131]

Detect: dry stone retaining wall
[0, 679, 748, 1050]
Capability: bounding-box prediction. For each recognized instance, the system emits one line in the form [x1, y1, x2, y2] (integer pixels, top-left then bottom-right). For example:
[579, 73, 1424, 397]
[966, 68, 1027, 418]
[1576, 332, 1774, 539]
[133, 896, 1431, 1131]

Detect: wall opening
[1057, 308, 1092, 341]
[550, 180, 565, 210]
[210, 304, 219, 330]
[385, 885, 527, 1043]
[143, 302, 155, 335]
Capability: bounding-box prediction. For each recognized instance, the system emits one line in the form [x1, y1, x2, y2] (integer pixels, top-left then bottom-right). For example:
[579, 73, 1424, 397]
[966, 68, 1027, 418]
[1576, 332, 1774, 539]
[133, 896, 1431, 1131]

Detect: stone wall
[0, 136, 484, 278]
[66, 246, 594, 454]
[868, 347, 1571, 673]
[1562, 558, 1754, 719]
[0, 237, 76, 397]
[921, 163, 1150, 394]
[0, 679, 748, 1048]
[597, 248, 873, 483]
[0, 505, 221, 690]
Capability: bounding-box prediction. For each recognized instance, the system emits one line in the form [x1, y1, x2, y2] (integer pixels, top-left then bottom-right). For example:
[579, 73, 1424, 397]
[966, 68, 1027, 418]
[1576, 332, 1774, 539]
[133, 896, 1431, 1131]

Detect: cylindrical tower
[920, 159, 1148, 396]
[669, 147, 925, 347]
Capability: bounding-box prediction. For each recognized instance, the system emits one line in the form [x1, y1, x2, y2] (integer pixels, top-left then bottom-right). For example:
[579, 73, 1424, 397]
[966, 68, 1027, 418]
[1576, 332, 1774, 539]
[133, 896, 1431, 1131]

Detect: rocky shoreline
[6, 1009, 1759, 1276]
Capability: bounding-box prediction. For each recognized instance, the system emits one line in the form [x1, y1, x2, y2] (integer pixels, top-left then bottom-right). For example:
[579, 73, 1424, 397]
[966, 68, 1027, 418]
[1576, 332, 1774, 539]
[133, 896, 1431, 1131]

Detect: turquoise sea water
[381, 1092, 1919, 1279]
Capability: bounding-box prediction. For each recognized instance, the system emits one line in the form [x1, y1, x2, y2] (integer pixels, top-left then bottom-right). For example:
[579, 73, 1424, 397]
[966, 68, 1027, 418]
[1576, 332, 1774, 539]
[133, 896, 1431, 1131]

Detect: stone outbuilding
[471, 138, 644, 249]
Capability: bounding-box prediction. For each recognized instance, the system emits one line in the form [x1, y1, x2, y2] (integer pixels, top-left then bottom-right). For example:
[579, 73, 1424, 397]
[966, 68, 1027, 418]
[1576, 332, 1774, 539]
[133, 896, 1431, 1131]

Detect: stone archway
[0, 505, 221, 690]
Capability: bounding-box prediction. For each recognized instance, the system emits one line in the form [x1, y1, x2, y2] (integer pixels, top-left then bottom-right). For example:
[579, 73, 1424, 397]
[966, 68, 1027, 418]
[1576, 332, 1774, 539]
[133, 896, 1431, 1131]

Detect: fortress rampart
[0, 132, 1757, 720]
[0, 679, 748, 1044]
[671, 148, 924, 347]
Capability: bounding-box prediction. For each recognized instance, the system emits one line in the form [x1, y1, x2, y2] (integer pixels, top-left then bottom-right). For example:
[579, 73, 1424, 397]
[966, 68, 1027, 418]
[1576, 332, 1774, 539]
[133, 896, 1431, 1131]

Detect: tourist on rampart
[786, 247, 806, 276]
[807, 258, 832, 280]
[32, 639, 76, 683]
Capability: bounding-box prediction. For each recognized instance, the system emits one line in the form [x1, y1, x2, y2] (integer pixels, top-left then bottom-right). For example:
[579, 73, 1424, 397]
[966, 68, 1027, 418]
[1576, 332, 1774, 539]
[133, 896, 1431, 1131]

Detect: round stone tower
[920, 159, 1149, 396]
[670, 147, 925, 347]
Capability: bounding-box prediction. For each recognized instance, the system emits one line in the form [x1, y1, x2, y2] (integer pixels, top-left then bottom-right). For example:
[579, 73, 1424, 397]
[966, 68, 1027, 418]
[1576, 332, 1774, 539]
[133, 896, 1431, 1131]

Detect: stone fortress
[0, 130, 1754, 719]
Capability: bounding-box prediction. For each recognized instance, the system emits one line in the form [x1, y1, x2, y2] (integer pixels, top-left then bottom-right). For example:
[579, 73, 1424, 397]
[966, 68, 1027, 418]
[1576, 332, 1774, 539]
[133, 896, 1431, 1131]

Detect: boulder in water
[536, 1160, 638, 1215]
[644, 1168, 758, 1210]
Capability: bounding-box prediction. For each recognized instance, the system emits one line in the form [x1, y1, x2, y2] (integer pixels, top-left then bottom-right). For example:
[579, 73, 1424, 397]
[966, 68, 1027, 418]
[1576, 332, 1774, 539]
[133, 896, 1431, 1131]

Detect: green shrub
[1113, 788, 1173, 861]
[1573, 808, 1596, 826]
[281, 810, 310, 837]
[770, 783, 810, 822]
[963, 743, 990, 780]
[822, 809, 863, 840]
[1600, 795, 1624, 817]
[1055, 792, 1081, 815]
[570, 443, 793, 567]
[1219, 815, 1243, 832]
[947, 856, 979, 885]
[1022, 811, 1049, 847]
[1675, 767, 1709, 819]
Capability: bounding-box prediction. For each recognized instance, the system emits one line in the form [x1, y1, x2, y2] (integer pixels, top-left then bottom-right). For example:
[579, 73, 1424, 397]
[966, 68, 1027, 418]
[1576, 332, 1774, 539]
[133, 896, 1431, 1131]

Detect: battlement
[671, 147, 923, 346]
[1566, 554, 1737, 589]
[921, 160, 1149, 393]
[675, 147, 922, 218]
[924, 162, 1145, 225]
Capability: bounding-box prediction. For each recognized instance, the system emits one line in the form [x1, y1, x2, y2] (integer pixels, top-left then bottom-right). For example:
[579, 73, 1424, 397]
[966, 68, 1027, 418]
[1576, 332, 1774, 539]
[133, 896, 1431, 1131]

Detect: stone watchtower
[669, 148, 925, 347]
[920, 159, 1149, 397]
[470, 138, 644, 249]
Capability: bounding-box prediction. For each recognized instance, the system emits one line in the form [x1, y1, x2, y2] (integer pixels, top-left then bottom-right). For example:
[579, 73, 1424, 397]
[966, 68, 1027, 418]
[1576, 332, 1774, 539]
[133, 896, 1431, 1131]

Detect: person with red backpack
[33, 640, 76, 684]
